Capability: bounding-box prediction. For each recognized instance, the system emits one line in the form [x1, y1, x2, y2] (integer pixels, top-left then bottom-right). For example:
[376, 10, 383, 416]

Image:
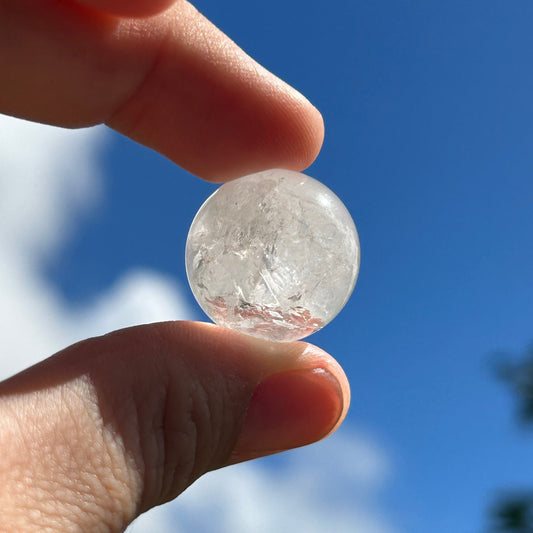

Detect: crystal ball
[185, 169, 360, 342]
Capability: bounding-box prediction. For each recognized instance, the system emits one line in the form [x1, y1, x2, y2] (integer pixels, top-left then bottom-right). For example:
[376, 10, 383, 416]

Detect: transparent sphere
[185, 169, 360, 342]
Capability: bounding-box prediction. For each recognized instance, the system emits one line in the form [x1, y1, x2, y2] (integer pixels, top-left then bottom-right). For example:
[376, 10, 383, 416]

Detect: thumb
[0, 321, 349, 532]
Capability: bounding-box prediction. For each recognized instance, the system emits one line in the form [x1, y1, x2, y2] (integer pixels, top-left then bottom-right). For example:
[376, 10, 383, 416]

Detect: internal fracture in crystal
[185, 169, 360, 342]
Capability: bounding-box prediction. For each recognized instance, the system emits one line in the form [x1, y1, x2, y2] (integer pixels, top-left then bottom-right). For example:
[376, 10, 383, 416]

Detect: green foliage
[487, 342, 533, 533]
[489, 495, 533, 532]
[495, 343, 533, 425]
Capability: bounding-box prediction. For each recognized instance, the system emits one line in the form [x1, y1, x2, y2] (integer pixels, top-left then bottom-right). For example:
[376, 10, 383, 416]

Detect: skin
[0, 1, 350, 531]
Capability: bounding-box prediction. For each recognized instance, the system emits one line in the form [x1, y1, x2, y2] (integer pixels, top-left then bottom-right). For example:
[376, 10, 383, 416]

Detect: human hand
[1, 0, 324, 180]
[0, 1, 350, 532]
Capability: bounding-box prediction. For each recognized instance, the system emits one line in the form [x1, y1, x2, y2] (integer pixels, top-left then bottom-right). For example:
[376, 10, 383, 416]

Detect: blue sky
[2, 1, 533, 532]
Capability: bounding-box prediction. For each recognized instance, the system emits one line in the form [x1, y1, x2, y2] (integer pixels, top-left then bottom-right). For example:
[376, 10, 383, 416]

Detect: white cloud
[71, 269, 195, 342]
[0, 114, 396, 533]
[158, 431, 394, 533]
[0, 116, 102, 263]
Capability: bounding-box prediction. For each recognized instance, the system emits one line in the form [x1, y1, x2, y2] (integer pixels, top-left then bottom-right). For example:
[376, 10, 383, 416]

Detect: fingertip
[235, 75, 325, 179]
[107, 3, 325, 181]
[111, 70, 325, 182]
[282, 95, 325, 174]
[228, 365, 344, 462]
[294, 342, 351, 437]
[304, 105, 325, 169]
[175, 323, 350, 461]
[189, 80, 325, 181]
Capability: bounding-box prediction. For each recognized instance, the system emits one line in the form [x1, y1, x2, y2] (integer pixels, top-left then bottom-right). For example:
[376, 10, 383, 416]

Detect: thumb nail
[230, 367, 344, 463]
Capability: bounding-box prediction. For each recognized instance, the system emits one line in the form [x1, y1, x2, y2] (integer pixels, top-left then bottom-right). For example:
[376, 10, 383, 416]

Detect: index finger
[0, 0, 324, 180]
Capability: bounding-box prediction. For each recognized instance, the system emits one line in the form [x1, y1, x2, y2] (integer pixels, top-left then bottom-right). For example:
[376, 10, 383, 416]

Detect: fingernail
[230, 367, 343, 462]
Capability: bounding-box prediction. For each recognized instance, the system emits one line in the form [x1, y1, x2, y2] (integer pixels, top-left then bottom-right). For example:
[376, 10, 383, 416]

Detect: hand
[0, 2, 350, 532]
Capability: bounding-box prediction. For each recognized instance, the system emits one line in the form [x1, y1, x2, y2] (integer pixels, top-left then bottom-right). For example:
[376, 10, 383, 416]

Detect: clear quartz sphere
[185, 169, 360, 342]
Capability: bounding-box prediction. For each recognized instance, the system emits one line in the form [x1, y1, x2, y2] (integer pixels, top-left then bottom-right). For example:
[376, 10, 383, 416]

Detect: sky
[1, 1, 533, 532]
